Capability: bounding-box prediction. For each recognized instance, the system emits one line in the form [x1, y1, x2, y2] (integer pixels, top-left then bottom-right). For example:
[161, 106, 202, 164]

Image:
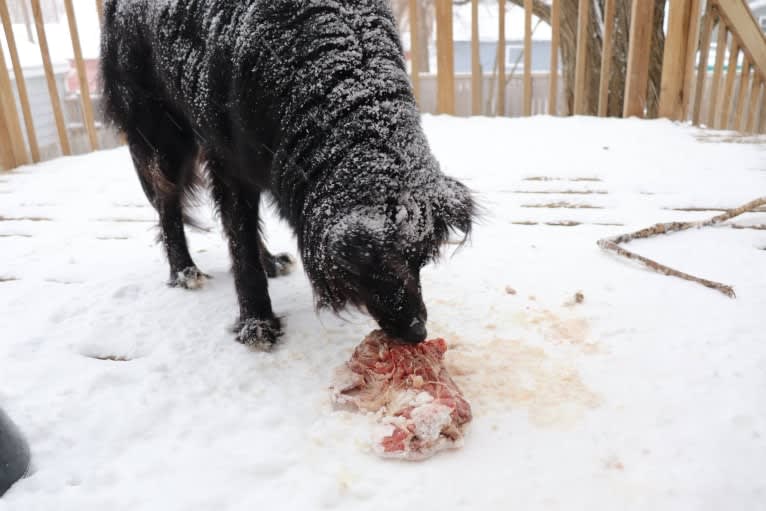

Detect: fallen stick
[598, 197, 766, 298]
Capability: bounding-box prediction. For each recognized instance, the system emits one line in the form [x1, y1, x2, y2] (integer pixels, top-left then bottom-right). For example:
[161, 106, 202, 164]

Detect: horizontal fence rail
[1, 0, 765, 172]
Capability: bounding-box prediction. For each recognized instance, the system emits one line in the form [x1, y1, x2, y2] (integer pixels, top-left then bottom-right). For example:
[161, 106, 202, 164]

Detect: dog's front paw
[169, 267, 210, 290]
[234, 317, 283, 351]
[264, 253, 296, 278]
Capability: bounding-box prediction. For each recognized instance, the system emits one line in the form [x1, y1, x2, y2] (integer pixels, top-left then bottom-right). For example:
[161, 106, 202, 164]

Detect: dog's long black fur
[101, 0, 475, 348]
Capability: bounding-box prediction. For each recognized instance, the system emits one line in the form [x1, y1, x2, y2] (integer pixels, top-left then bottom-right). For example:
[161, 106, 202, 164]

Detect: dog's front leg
[209, 164, 282, 350]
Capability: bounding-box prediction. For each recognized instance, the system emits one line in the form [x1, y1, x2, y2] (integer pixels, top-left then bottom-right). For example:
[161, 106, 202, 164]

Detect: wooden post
[709, 24, 728, 128]
[598, 0, 616, 117]
[573, 0, 589, 115]
[64, 0, 99, 151]
[409, 0, 420, 106]
[0, 0, 40, 162]
[30, 0, 71, 156]
[96, 0, 104, 22]
[681, 0, 702, 118]
[0, 42, 28, 168]
[755, 82, 765, 133]
[435, 0, 455, 115]
[523, 0, 532, 116]
[0, 105, 18, 170]
[720, 40, 740, 129]
[734, 61, 752, 131]
[548, 0, 560, 115]
[691, 5, 714, 125]
[745, 77, 760, 133]
[497, 0, 505, 116]
[623, 0, 655, 118]
[471, 0, 482, 115]
[659, 0, 694, 120]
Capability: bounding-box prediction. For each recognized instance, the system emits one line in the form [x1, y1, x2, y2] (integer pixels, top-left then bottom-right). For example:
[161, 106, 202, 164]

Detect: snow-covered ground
[1, 116, 765, 510]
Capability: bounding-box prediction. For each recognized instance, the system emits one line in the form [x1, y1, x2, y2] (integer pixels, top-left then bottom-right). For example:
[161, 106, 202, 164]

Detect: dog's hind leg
[207, 159, 281, 349]
[259, 237, 296, 278]
[125, 108, 208, 290]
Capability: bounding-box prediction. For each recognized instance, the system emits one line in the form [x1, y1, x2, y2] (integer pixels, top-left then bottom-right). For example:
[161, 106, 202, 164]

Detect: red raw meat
[331, 330, 472, 460]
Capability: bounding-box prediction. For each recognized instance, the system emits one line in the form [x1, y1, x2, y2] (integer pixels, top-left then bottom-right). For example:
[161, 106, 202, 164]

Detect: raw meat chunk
[332, 331, 472, 460]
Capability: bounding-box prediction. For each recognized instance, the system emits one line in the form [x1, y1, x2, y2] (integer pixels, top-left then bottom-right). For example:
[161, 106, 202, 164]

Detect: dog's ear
[434, 176, 475, 237]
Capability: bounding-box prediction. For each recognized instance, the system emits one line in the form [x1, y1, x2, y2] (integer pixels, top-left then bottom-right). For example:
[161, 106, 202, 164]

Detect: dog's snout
[400, 317, 427, 344]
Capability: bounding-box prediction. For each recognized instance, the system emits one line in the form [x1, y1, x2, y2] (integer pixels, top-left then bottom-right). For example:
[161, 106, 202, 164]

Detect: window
[760, 15, 766, 33]
[505, 43, 524, 68]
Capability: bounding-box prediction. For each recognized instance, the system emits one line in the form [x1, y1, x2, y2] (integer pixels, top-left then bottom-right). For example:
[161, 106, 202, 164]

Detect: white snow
[1, 115, 765, 510]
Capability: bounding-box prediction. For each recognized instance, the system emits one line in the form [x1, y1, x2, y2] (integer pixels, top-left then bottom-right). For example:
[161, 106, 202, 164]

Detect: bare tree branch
[598, 197, 766, 298]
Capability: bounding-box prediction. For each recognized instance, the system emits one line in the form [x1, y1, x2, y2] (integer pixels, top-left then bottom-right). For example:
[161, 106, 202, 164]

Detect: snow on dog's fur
[101, 0, 475, 348]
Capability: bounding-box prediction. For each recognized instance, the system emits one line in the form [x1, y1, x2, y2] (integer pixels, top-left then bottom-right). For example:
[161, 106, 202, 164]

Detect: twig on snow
[598, 197, 766, 298]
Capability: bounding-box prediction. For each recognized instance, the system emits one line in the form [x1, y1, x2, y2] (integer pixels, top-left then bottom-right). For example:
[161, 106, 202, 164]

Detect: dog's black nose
[400, 319, 427, 344]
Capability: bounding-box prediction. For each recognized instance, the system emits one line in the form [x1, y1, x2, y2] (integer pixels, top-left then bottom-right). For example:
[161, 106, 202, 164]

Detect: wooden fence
[1, 0, 765, 172]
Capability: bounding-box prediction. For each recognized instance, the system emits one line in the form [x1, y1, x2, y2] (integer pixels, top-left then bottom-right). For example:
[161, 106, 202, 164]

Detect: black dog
[101, 0, 474, 349]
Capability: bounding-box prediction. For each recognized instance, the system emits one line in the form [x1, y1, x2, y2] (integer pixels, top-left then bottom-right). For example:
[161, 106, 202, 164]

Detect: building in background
[749, 0, 766, 31]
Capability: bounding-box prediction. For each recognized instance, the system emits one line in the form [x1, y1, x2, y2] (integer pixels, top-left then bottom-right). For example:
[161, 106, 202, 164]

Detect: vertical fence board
[681, 0, 702, 118]
[659, 0, 693, 120]
[755, 82, 765, 133]
[720, 41, 740, 129]
[691, 5, 714, 125]
[523, 0, 532, 116]
[0, 110, 17, 169]
[734, 61, 752, 130]
[598, 0, 616, 117]
[0, 43, 27, 167]
[0, 0, 40, 162]
[96, 0, 104, 22]
[745, 77, 760, 132]
[409, 0, 420, 105]
[623, 0, 655, 117]
[30, 0, 71, 156]
[497, 0, 506, 116]
[709, 24, 728, 128]
[573, 0, 589, 114]
[435, 0, 455, 115]
[64, 0, 99, 151]
[548, 0, 560, 115]
[471, 0, 481, 115]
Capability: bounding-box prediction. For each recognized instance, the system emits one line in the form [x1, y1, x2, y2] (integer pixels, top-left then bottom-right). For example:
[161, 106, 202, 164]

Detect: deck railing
[1, 0, 765, 172]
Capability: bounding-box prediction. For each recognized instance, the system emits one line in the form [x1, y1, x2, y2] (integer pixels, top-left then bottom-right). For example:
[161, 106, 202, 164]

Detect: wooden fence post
[548, 0, 560, 115]
[746, 77, 761, 132]
[681, 0, 702, 118]
[64, 0, 99, 151]
[523, 0, 533, 116]
[96, 0, 104, 22]
[709, 24, 728, 128]
[435, 0, 455, 115]
[471, 0, 482, 115]
[497, 0, 506, 116]
[598, 0, 616, 117]
[691, 5, 714, 125]
[659, 0, 694, 120]
[30, 0, 71, 156]
[573, 0, 590, 114]
[0, 0, 40, 162]
[0, 41, 28, 168]
[409, 0, 420, 106]
[720, 40, 740, 129]
[623, 0, 655, 117]
[734, 61, 752, 130]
